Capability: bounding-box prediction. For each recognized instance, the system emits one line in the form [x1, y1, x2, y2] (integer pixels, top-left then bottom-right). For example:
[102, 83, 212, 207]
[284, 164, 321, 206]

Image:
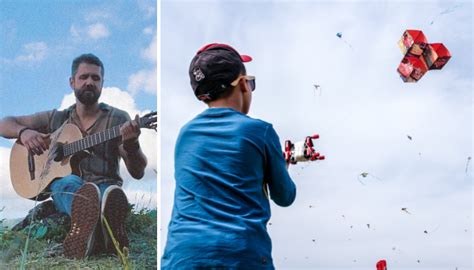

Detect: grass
[0, 204, 157, 269]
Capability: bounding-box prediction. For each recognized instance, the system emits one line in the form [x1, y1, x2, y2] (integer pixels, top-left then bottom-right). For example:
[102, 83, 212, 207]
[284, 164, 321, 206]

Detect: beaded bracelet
[123, 140, 140, 154]
[18, 127, 32, 140]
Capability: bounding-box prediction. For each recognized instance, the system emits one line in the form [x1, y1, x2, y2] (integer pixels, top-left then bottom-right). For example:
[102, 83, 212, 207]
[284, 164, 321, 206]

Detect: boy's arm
[264, 125, 296, 207]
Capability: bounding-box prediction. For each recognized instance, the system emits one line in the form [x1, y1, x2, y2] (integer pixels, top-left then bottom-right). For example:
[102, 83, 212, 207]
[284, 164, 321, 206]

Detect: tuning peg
[144, 111, 157, 117]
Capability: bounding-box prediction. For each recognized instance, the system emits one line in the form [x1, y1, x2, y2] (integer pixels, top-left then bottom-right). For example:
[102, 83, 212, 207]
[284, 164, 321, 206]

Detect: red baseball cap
[196, 43, 252, 62]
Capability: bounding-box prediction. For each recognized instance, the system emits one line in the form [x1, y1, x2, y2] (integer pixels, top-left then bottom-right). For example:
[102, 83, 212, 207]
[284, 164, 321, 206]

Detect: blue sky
[161, 0, 472, 269]
[0, 0, 156, 123]
[0, 0, 157, 220]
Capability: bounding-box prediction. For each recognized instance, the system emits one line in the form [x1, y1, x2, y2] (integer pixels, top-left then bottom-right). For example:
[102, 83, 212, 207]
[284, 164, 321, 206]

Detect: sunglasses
[230, 75, 256, 92]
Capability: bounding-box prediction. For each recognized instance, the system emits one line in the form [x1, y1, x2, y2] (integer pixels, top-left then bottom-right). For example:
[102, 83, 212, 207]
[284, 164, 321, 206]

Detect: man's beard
[75, 86, 100, 105]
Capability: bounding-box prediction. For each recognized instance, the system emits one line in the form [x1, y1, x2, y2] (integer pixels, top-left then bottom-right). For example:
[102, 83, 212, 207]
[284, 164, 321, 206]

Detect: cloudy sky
[161, 1, 472, 269]
[0, 0, 472, 269]
[0, 0, 157, 219]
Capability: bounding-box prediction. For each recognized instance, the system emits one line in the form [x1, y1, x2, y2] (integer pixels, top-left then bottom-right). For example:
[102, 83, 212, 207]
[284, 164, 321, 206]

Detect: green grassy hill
[0, 205, 157, 269]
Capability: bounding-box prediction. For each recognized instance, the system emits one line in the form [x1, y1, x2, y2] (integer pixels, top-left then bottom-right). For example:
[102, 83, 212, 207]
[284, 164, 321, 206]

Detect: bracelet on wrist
[123, 140, 140, 153]
[18, 127, 32, 140]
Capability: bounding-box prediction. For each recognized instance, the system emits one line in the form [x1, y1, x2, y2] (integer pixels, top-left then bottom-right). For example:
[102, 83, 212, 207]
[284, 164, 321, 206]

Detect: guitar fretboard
[63, 126, 121, 156]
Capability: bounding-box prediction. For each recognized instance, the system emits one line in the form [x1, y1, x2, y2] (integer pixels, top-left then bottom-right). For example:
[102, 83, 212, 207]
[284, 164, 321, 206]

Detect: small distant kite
[407, 135, 412, 140]
[401, 207, 411, 214]
[397, 30, 451, 82]
[424, 225, 440, 234]
[358, 172, 382, 185]
[429, 4, 462, 25]
[313, 84, 322, 96]
[336, 32, 353, 49]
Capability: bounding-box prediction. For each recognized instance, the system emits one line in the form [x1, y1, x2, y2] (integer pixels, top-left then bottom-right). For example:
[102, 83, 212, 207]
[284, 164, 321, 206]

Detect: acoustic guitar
[10, 111, 157, 201]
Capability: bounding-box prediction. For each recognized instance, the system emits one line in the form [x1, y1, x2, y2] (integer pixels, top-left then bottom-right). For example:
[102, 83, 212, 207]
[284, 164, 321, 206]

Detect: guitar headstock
[139, 111, 157, 131]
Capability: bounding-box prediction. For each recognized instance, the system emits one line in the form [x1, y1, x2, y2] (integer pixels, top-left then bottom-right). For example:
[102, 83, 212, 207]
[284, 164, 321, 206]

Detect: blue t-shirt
[162, 108, 296, 270]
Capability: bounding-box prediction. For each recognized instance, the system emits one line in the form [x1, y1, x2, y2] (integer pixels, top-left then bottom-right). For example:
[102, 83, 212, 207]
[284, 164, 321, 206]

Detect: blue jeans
[50, 175, 111, 216]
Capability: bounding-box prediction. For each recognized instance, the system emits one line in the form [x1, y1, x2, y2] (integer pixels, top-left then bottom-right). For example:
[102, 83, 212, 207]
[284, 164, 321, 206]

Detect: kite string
[465, 157, 472, 175]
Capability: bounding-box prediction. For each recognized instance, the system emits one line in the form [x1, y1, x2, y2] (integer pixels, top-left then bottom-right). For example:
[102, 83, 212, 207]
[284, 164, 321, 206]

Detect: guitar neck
[63, 125, 122, 157]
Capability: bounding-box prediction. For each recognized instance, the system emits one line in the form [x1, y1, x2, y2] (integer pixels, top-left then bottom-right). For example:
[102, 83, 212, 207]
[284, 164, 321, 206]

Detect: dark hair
[71, 53, 104, 78]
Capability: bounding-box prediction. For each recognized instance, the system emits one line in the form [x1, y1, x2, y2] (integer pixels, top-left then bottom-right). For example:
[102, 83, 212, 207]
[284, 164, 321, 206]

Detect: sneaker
[63, 182, 100, 259]
[101, 185, 129, 254]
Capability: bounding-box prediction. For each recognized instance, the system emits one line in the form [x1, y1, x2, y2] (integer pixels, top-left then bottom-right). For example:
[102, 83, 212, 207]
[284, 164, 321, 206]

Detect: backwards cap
[189, 43, 252, 101]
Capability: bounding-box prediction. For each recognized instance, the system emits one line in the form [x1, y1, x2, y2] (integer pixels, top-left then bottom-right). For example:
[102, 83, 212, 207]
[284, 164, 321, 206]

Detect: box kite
[397, 30, 451, 82]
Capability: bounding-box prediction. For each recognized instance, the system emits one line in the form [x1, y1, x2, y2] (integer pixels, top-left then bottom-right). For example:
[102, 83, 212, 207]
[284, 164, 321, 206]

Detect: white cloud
[0, 147, 36, 220]
[7, 42, 48, 65]
[1, 87, 156, 219]
[70, 23, 110, 41]
[143, 26, 154, 35]
[87, 23, 110, 40]
[127, 34, 157, 95]
[127, 69, 157, 95]
[142, 34, 157, 63]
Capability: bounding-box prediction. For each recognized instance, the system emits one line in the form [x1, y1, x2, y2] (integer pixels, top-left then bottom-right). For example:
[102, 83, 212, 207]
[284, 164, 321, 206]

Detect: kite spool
[284, 134, 325, 164]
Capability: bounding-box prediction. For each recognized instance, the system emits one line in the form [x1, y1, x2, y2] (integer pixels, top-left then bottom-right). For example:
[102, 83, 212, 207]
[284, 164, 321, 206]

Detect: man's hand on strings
[121, 114, 141, 144]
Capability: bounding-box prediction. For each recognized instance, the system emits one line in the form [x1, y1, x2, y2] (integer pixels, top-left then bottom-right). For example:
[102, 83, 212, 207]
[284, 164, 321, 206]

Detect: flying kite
[336, 32, 353, 49]
[313, 84, 322, 96]
[429, 4, 462, 25]
[376, 259, 387, 270]
[397, 30, 451, 82]
[358, 172, 382, 185]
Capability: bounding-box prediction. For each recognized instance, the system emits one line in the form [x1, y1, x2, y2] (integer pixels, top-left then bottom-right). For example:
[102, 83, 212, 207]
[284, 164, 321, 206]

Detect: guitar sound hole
[53, 144, 64, 162]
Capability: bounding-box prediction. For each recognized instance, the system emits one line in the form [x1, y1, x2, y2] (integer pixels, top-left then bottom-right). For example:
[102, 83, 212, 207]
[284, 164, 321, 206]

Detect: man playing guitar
[0, 53, 148, 259]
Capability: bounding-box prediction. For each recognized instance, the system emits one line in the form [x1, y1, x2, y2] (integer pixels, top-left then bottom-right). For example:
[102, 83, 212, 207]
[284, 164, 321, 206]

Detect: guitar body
[9, 110, 157, 201]
[10, 124, 88, 201]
